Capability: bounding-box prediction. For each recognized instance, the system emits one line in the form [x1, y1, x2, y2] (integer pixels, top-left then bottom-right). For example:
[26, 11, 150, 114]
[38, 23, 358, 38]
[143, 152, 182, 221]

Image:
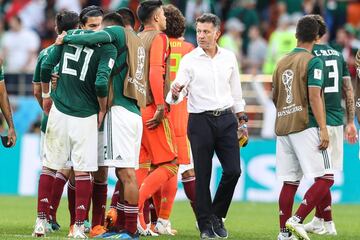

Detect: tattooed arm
[0, 81, 16, 146]
[343, 76, 357, 144]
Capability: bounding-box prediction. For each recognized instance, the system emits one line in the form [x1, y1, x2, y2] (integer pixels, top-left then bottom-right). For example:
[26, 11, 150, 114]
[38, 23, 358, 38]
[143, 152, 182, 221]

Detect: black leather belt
[202, 108, 232, 116]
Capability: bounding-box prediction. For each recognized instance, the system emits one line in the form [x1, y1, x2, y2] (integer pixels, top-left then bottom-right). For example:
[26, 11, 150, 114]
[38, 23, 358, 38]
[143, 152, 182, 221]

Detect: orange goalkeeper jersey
[168, 38, 194, 165]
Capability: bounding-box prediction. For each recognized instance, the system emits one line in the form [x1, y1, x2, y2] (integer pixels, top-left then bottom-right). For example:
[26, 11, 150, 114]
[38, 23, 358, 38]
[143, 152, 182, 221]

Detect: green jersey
[0, 65, 4, 81]
[34, 45, 56, 133]
[312, 44, 350, 126]
[42, 29, 116, 118]
[63, 26, 140, 115]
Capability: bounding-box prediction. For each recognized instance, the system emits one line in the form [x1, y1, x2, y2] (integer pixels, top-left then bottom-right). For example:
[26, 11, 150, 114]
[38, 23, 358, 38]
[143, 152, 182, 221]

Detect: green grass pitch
[0, 196, 359, 239]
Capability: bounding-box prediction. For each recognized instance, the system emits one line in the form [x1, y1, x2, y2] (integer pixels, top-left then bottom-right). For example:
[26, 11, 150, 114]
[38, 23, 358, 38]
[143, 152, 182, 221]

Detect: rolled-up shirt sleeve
[166, 55, 191, 104]
[229, 53, 246, 113]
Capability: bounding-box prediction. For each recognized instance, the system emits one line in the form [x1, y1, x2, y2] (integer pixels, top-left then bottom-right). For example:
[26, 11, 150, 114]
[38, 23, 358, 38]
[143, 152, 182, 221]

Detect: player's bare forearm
[342, 77, 355, 124]
[0, 82, 14, 129]
[309, 87, 326, 129]
[97, 96, 108, 113]
[33, 83, 43, 109]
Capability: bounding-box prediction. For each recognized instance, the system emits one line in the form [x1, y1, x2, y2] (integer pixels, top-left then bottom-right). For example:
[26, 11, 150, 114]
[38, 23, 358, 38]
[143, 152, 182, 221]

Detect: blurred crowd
[0, 0, 359, 135]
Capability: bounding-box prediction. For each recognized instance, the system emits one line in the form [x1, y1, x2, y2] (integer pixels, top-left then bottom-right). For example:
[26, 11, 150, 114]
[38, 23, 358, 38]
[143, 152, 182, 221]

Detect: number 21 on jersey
[62, 44, 94, 81]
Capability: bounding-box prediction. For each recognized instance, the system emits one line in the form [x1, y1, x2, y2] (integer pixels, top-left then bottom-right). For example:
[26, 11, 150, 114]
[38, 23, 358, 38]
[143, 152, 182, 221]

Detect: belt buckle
[213, 110, 221, 116]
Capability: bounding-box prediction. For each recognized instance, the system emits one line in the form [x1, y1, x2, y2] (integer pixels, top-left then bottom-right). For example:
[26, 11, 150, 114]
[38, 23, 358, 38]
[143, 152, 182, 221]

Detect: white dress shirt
[166, 46, 245, 113]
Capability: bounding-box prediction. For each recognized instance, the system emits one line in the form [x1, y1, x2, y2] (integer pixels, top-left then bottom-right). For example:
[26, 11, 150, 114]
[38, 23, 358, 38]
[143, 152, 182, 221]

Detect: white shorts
[327, 125, 343, 171]
[103, 106, 142, 169]
[276, 127, 333, 182]
[43, 104, 98, 172]
[98, 131, 105, 167]
[41, 131, 72, 169]
[179, 151, 194, 174]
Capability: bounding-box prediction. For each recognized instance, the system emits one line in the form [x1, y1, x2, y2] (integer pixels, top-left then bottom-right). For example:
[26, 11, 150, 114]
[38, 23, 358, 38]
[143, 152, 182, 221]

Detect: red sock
[182, 176, 196, 216]
[110, 180, 121, 209]
[37, 169, 56, 219]
[143, 200, 150, 225]
[296, 175, 334, 222]
[115, 201, 125, 231]
[75, 175, 93, 226]
[67, 182, 76, 226]
[92, 182, 107, 227]
[159, 175, 177, 219]
[124, 203, 138, 234]
[149, 197, 158, 224]
[49, 172, 68, 222]
[279, 182, 299, 231]
[315, 189, 332, 221]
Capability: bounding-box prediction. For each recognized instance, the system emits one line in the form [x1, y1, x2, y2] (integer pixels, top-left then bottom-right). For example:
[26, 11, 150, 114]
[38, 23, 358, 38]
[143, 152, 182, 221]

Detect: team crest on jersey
[282, 69, 294, 104]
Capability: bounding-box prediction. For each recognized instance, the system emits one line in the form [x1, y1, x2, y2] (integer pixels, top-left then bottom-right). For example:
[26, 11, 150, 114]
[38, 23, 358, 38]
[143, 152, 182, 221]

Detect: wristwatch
[238, 114, 248, 122]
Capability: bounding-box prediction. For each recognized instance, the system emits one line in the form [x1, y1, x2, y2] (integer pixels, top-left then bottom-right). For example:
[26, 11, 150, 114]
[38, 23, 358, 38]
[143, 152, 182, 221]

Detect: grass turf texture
[0, 196, 359, 239]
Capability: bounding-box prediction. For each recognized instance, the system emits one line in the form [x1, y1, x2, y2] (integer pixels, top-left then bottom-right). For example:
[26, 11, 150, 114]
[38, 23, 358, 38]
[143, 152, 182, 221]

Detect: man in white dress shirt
[167, 13, 247, 240]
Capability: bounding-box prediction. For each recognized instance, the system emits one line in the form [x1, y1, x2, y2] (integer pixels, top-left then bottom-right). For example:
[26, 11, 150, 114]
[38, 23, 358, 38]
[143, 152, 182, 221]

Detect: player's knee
[93, 166, 108, 183]
[181, 169, 195, 179]
[118, 168, 137, 185]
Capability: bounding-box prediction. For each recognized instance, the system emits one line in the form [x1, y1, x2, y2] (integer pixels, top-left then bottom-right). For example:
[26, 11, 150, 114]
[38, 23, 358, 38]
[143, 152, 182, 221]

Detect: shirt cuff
[165, 91, 184, 105]
[232, 99, 246, 113]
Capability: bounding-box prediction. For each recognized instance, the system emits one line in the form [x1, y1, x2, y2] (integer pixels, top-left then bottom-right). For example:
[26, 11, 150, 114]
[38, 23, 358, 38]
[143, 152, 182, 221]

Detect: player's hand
[345, 122, 358, 144]
[55, 31, 67, 45]
[145, 105, 165, 130]
[319, 127, 329, 150]
[171, 83, 184, 100]
[43, 97, 53, 115]
[98, 111, 106, 129]
[51, 73, 59, 90]
[7, 127, 16, 147]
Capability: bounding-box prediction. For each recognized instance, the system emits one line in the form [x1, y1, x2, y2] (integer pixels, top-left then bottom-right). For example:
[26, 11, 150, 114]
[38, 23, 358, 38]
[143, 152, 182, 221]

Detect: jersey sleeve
[307, 56, 324, 88]
[149, 33, 168, 105]
[341, 55, 350, 77]
[33, 54, 46, 83]
[0, 65, 4, 81]
[64, 29, 114, 46]
[95, 44, 117, 97]
[41, 45, 63, 83]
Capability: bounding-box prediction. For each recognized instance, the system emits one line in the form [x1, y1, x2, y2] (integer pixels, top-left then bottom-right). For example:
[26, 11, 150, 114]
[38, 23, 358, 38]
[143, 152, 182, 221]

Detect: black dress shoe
[211, 215, 228, 238]
[200, 228, 216, 239]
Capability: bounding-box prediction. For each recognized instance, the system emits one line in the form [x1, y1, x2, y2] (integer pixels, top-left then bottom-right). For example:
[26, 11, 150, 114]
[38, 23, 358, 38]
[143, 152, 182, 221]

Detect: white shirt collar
[195, 45, 222, 57]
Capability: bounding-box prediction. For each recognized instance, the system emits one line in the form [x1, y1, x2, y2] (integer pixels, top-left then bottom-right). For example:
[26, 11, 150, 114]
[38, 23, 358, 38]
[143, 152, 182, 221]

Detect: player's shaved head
[55, 10, 79, 34]
[102, 12, 125, 27]
[295, 15, 319, 43]
[80, 5, 104, 26]
[117, 7, 136, 29]
[163, 4, 185, 38]
[137, 0, 163, 24]
[310, 14, 327, 38]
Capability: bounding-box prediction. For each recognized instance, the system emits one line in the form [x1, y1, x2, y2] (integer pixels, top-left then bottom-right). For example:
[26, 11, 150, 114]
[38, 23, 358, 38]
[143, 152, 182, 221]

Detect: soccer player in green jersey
[273, 16, 331, 240]
[303, 14, 357, 236]
[0, 59, 16, 147]
[32, 10, 79, 237]
[39, 18, 116, 240]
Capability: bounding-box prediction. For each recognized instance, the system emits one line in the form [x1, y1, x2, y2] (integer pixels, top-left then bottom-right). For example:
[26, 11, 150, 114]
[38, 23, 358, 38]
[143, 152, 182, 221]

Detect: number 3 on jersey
[62, 44, 94, 81]
[324, 59, 339, 93]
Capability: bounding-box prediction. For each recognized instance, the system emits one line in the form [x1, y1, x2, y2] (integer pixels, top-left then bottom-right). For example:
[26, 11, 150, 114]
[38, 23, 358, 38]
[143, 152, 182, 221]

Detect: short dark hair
[117, 7, 136, 29]
[196, 13, 221, 29]
[295, 15, 319, 43]
[137, 0, 163, 24]
[80, 5, 104, 26]
[56, 10, 79, 34]
[102, 12, 124, 27]
[310, 14, 327, 38]
[163, 4, 185, 38]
